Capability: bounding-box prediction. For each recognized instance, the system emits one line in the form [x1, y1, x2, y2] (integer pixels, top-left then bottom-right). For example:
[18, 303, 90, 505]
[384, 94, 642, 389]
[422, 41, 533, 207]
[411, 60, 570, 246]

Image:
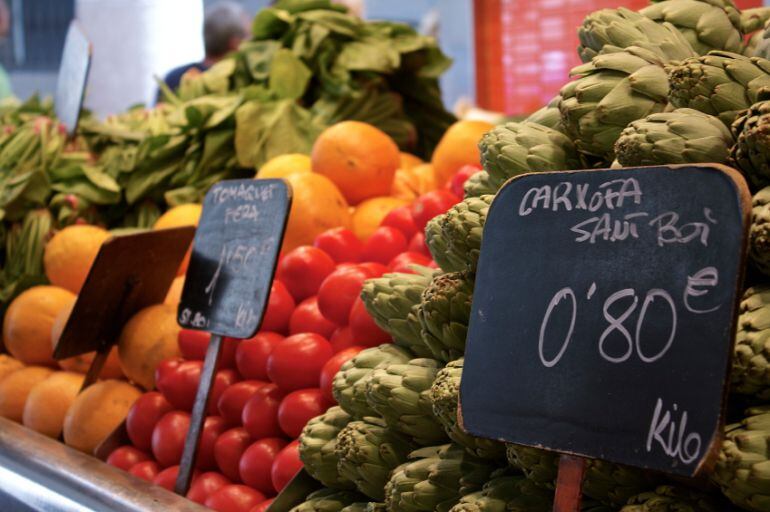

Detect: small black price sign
[54, 21, 91, 137]
[178, 179, 292, 339]
[461, 165, 749, 483]
[175, 178, 291, 495]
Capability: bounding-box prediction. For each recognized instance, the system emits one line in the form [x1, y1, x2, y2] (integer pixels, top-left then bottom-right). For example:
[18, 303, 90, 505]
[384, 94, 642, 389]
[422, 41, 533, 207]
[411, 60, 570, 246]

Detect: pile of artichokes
[291, 1, 770, 511]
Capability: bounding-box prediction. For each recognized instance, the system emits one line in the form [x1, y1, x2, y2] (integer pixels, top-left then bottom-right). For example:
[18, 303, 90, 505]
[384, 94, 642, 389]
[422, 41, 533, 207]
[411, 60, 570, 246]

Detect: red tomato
[151, 411, 190, 467]
[126, 392, 174, 452]
[266, 333, 333, 392]
[361, 227, 408, 264]
[128, 461, 160, 482]
[153, 465, 187, 491]
[235, 332, 283, 381]
[271, 441, 302, 493]
[319, 347, 363, 403]
[242, 384, 284, 439]
[106, 446, 150, 471]
[198, 416, 227, 470]
[187, 472, 231, 505]
[408, 232, 431, 258]
[411, 190, 460, 230]
[317, 266, 371, 325]
[154, 358, 183, 390]
[261, 281, 295, 334]
[289, 297, 337, 338]
[239, 438, 288, 494]
[313, 228, 363, 263]
[451, 164, 481, 198]
[249, 499, 273, 512]
[358, 262, 387, 277]
[209, 370, 240, 416]
[214, 427, 252, 482]
[277, 246, 336, 301]
[329, 327, 358, 353]
[387, 251, 433, 274]
[218, 381, 267, 426]
[348, 297, 391, 347]
[278, 389, 329, 438]
[156, 360, 202, 411]
[178, 329, 210, 361]
[381, 206, 418, 239]
[205, 485, 266, 512]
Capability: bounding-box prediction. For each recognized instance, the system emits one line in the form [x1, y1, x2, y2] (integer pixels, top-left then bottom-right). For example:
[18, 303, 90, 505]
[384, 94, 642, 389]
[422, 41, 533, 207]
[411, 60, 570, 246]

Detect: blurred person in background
[0, 0, 13, 99]
[157, 1, 249, 102]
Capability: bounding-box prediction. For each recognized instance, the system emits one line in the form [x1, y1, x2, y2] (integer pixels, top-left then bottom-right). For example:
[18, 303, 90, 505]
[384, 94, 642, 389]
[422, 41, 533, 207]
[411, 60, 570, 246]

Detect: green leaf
[251, 8, 293, 40]
[81, 164, 121, 193]
[297, 10, 361, 37]
[241, 40, 282, 82]
[274, 0, 336, 14]
[269, 49, 312, 99]
[336, 38, 400, 73]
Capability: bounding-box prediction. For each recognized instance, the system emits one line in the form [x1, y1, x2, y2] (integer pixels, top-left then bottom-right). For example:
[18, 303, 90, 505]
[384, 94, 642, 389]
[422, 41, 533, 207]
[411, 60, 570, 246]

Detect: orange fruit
[4, 285, 76, 365]
[351, 196, 410, 240]
[400, 152, 423, 170]
[257, 153, 311, 179]
[44, 225, 111, 294]
[311, 121, 400, 205]
[0, 355, 23, 381]
[154, 203, 202, 276]
[282, 172, 352, 251]
[391, 164, 437, 201]
[50, 303, 123, 378]
[0, 366, 54, 422]
[431, 120, 494, 186]
[118, 304, 181, 390]
[164, 275, 185, 306]
[63, 379, 141, 453]
[23, 371, 84, 438]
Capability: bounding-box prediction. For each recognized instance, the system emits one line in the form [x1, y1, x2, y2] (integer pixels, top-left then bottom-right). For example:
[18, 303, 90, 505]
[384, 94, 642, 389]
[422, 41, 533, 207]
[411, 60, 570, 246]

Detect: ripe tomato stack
[105, 179, 473, 511]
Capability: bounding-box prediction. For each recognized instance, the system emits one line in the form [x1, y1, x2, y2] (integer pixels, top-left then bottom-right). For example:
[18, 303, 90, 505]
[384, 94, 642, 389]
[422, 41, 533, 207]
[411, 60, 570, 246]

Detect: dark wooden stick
[553, 454, 587, 512]
[174, 334, 224, 495]
[80, 346, 109, 391]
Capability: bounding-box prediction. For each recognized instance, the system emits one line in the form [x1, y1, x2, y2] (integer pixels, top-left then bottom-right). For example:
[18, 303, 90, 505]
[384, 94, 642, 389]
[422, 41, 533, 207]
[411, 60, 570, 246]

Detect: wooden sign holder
[173, 179, 292, 495]
[554, 456, 586, 511]
[53, 227, 195, 391]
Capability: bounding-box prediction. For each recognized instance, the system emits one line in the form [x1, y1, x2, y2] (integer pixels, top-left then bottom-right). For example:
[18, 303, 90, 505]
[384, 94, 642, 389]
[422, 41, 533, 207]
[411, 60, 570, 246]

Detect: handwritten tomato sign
[178, 179, 291, 339]
[460, 165, 749, 476]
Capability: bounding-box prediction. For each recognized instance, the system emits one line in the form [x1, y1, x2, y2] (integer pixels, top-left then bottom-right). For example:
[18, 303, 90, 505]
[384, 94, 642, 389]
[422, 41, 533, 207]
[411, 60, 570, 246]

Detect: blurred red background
[475, 0, 764, 115]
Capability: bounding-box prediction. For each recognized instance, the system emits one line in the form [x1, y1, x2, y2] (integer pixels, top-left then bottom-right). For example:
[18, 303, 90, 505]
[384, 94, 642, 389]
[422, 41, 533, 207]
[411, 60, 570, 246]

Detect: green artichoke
[332, 345, 414, 419]
[425, 195, 493, 275]
[365, 358, 447, 445]
[667, 51, 770, 127]
[578, 7, 697, 63]
[340, 503, 385, 512]
[384, 444, 497, 512]
[740, 7, 770, 36]
[750, 187, 770, 276]
[418, 272, 473, 363]
[289, 489, 366, 512]
[525, 96, 564, 132]
[614, 108, 734, 167]
[712, 406, 770, 511]
[462, 171, 504, 199]
[731, 100, 770, 190]
[559, 46, 671, 164]
[641, 0, 743, 55]
[505, 445, 656, 507]
[449, 469, 552, 512]
[335, 417, 418, 501]
[733, 286, 770, 399]
[299, 406, 354, 489]
[360, 269, 437, 358]
[478, 122, 581, 184]
[620, 485, 724, 511]
[429, 358, 506, 460]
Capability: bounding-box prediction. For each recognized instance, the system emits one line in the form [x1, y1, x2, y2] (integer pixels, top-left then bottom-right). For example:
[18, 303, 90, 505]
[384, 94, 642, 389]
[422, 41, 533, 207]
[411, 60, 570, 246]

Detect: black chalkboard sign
[178, 179, 292, 338]
[54, 21, 91, 136]
[460, 165, 750, 477]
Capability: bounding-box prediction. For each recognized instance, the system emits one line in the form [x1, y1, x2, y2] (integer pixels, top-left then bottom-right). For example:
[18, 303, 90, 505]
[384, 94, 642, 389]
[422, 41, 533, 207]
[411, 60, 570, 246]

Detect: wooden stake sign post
[460, 165, 750, 511]
[55, 21, 92, 137]
[174, 179, 292, 495]
[53, 227, 195, 391]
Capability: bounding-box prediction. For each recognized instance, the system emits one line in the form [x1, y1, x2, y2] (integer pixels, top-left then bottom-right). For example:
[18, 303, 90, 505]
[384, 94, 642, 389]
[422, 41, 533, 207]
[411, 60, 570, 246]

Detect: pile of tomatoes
[104, 176, 473, 512]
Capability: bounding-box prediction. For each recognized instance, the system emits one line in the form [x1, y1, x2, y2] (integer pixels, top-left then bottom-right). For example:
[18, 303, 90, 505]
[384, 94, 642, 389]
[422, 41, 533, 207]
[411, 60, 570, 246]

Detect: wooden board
[460, 165, 750, 476]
